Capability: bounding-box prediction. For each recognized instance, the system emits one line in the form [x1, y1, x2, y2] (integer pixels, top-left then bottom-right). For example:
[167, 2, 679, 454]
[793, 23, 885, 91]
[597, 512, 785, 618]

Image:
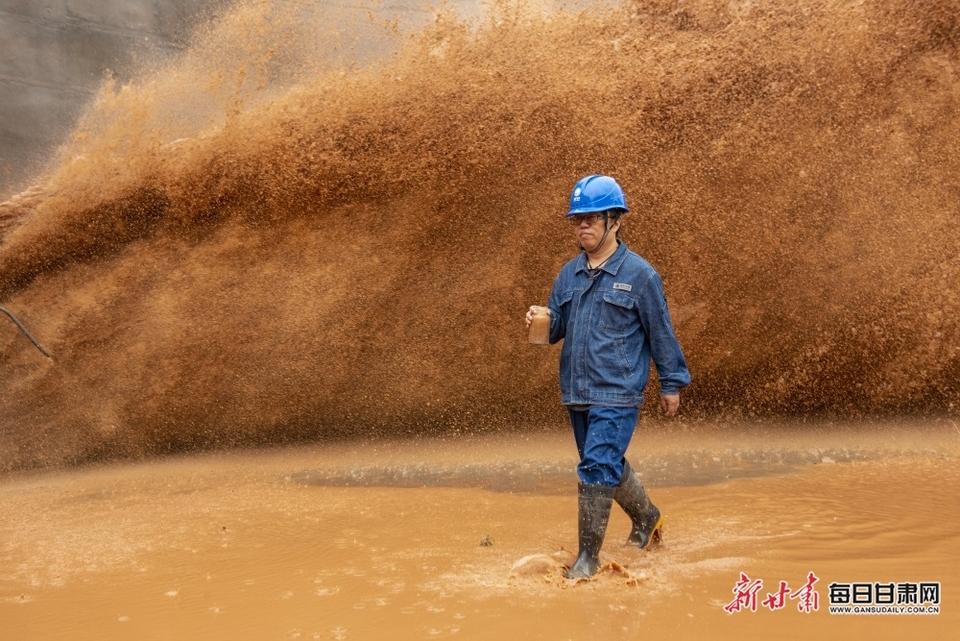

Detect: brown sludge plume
[1, 0, 959, 471]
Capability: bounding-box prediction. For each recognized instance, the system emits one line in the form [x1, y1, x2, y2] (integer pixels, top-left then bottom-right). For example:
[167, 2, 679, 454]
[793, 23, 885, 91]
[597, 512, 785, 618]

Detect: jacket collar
[575, 240, 628, 276]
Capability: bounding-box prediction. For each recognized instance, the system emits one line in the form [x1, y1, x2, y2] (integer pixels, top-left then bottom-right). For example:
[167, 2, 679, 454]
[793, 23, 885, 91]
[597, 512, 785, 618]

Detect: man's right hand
[525, 305, 550, 328]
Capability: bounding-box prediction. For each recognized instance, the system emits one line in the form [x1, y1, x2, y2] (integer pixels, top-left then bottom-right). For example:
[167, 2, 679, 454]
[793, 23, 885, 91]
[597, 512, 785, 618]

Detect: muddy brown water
[2, 421, 958, 640]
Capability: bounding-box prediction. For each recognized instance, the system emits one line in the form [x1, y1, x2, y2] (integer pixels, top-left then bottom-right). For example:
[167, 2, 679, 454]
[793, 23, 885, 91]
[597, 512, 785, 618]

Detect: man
[525, 174, 691, 579]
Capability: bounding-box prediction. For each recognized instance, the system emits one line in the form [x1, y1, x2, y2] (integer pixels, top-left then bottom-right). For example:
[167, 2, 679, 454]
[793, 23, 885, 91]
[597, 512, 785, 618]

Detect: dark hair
[606, 209, 625, 237]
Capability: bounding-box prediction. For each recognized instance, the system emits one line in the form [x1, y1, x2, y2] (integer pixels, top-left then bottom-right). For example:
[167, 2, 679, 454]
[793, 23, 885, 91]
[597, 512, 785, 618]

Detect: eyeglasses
[567, 213, 607, 226]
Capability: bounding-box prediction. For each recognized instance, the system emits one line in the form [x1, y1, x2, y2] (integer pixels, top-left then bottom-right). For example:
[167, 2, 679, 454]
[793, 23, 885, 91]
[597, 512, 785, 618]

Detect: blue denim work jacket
[547, 241, 691, 407]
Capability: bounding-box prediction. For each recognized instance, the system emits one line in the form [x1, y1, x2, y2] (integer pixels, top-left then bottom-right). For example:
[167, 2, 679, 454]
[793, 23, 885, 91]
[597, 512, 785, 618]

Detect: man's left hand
[660, 394, 680, 417]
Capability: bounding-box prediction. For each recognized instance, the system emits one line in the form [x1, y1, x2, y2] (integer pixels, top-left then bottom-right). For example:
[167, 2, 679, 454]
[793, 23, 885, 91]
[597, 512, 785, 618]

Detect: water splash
[1, 0, 959, 470]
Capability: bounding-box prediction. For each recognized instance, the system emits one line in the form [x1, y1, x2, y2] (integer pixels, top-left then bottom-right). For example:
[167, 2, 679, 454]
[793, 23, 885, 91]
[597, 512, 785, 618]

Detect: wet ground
[1, 419, 958, 640]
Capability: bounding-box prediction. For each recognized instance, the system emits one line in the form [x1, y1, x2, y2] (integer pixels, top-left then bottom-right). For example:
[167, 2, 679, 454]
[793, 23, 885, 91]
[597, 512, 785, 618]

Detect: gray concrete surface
[0, 0, 226, 196]
[0, 0, 487, 198]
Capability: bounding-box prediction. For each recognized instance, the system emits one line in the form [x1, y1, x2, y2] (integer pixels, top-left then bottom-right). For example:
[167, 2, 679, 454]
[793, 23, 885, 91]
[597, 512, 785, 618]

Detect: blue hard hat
[565, 175, 629, 216]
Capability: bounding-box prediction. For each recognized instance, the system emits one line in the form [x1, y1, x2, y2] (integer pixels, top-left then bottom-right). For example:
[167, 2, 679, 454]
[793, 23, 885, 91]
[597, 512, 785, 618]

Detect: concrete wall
[0, 0, 486, 198]
[0, 1, 232, 196]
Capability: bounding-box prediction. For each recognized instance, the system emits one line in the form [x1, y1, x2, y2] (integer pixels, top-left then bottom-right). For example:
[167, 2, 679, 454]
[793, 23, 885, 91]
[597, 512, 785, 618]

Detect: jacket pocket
[600, 291, 636, 336]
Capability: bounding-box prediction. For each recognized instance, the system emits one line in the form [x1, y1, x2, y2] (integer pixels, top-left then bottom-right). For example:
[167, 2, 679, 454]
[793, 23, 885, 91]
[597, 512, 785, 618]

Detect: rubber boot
[614, 461, 663, 549]
[565, 483, 616, 579]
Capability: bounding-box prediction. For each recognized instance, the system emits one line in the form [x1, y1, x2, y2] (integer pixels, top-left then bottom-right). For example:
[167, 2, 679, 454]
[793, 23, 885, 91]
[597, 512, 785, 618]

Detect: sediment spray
[0, 0, 958, 470]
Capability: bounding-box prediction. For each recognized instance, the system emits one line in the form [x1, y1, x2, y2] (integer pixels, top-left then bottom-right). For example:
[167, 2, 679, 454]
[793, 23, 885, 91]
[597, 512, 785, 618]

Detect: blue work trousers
[567, 405, 639, 486]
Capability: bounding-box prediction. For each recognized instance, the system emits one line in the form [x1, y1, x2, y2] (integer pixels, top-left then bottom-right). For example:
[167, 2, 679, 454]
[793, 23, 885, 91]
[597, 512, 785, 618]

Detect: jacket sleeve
[546, 274, 567, 344]
[637, 273, 691, 394]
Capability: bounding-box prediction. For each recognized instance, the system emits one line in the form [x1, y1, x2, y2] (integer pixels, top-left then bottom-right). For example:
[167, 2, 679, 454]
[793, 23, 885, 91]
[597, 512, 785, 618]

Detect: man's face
[570, 213, 618, 252]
